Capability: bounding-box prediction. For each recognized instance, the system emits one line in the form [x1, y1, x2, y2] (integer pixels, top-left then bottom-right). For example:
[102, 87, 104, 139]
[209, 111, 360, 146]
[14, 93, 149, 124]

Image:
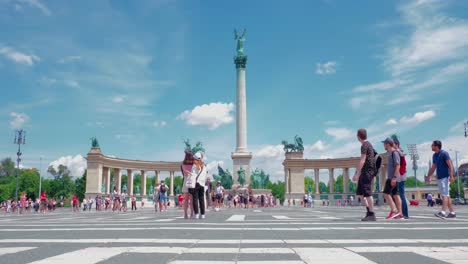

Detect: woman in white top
[186, 152, 207, 219]
[213, 181, 224, 211]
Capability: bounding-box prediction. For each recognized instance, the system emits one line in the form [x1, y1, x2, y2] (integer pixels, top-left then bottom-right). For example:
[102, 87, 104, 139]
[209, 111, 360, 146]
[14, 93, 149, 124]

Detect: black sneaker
[446, 213, 456, 219]
[435, 212, 446, 219]
[362, 212, 376, 221]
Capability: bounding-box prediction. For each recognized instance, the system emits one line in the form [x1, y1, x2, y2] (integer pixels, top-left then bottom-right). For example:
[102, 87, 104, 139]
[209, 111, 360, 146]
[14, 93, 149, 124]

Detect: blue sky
[1, 0, 467, 181]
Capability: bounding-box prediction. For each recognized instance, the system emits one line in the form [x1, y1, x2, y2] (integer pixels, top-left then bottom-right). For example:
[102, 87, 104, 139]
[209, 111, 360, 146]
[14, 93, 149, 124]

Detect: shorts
[356, 172, 373, 197]
[383, 179, 398, 196]
[215, 194, 223, 201]
[437, 177, 449, 197]
[160, 193, 168, 203]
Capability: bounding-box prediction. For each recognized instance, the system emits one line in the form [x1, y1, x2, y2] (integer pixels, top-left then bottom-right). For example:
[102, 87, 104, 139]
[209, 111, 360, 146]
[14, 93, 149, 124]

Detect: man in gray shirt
[382, 138, 403, 219]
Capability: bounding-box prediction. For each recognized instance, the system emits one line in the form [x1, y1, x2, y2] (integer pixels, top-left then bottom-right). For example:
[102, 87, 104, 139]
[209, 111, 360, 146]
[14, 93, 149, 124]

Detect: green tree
[0, 158, 16, 177]
[19, 169, 40, 201]
[267, 181, 285, 204]
[173, 176, 183, 194]
[319, 182, 328, 193]
[405, 177, 425, 188]
[47, 165, 74, 199]
[334, 175, 343, 193]
[75, 170, 87, 201]
[304, 177, 315, 193]
[450, 181, 465, 199]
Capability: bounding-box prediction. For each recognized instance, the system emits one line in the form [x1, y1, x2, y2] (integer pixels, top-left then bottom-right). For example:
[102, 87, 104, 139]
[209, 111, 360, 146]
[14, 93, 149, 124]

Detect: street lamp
[407, 144, 419, 188]
[449, 149, 461, 200]
[465, 121, 468, 138]
[13, 129, 26, 202]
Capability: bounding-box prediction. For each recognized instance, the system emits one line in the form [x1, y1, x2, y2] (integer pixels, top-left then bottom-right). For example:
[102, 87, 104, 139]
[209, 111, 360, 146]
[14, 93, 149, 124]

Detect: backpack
[373, 149, 382, 175]
[160, 185, 167, 194]
[400, 154, 407, 175]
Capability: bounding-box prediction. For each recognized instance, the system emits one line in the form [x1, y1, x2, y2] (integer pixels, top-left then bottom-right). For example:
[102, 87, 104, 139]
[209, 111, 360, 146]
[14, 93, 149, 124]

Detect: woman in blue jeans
[392, 135, 409, 219]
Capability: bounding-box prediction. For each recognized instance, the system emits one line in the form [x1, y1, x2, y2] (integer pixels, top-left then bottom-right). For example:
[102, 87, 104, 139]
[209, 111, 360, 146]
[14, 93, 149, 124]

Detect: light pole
[39, 156, 43, 199]
[464, 121, 468, 138]
[14, 129, 26, 202]
[407, 144, 419, 189]
[449, 149, 461, 200]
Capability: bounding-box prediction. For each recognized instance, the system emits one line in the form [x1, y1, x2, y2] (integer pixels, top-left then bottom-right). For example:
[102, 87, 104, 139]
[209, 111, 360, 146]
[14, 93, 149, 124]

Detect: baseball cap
[381, 137, 394, 145]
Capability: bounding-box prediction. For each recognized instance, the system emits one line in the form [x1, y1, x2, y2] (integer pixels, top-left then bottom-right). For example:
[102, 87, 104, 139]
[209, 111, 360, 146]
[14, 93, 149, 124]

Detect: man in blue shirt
[427, 140, 456, 219]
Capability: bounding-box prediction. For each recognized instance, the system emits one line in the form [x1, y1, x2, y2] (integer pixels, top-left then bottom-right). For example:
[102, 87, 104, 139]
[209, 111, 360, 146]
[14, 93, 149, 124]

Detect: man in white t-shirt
[213, 181, 224, 211]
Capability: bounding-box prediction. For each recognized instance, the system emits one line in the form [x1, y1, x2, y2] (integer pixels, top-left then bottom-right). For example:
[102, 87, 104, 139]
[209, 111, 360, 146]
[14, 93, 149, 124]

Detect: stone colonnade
[86, 147, 180, 197]
[283, 152, 388, 201]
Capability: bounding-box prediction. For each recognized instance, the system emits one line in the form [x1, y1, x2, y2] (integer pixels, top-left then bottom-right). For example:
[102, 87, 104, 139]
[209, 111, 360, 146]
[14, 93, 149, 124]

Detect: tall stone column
[85, 147, 103, 197]
[329, 168, 335, 193]
[231, 50, 252, 186]
[343, 168, 350, 197]
[113, 168, 121, 193]
[127, 169, 133, 195]
[170, 171, 175, 197]
[284, 168, 289, 195]
[314, 169, 320, 194]
[141, 170, 146, 196]
[155, 171, 160, 184]
[102, 167, 111, 194]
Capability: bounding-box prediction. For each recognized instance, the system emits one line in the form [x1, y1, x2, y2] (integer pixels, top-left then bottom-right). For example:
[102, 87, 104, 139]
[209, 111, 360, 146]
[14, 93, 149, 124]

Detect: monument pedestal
[231, 152, 252, 186]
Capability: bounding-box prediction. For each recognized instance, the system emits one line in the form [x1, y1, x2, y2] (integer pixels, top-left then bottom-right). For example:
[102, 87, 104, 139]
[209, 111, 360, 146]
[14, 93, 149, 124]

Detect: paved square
[0, 206, 467, 264]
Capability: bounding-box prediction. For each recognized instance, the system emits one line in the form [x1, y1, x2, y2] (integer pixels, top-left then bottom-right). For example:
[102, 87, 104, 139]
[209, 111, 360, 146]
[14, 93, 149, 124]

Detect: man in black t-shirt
[353, 129, 377, 221]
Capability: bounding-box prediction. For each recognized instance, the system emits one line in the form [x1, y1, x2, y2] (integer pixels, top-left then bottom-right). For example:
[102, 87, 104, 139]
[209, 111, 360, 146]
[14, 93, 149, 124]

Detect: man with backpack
[391, 135, 409, 219]
[159, 180, 169, 212]
[353, 129, 378, 221]
[382, 137, 403, 219]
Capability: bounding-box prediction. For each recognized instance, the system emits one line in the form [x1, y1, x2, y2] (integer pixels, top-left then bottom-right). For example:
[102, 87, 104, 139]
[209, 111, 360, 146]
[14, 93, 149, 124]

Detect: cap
[381, 137, 394, 145]
[194, 151, 203, 161]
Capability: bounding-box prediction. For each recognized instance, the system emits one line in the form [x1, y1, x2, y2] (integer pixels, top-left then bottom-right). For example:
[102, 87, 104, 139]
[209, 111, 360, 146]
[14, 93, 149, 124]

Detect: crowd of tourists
[1, 191, 59, 214]
[353, 128, 457, 221]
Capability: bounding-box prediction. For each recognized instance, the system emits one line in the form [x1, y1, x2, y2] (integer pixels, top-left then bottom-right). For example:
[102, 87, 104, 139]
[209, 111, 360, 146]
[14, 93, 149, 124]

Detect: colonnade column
[314, 169, 320, 194]
[284, 168, 289, 195]
[103, 167, 111, 194]
[155, 171, 160, 184]
[141, 170, 146, 196]
[114, 168, 121, 193]
[329, 168, 335, 193]
[170, 171, 174, 197]
[127, 169, 133, 195]
[343, 168, 350, 198]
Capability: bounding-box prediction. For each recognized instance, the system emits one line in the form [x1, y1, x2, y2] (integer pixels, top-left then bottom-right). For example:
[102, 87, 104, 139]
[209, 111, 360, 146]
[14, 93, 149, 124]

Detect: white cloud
[112, 96, 125, 103]
[385, 119, 398, 125]
[350, 94, 383, 110]
[316, 61, 337, 75]
[21, 0, 51, 16]
[308, 140, 328, 151]
[177, 102, 234, 130]
[10, 112, 29, 129]
[325, 128, 354, 140]
[65, 80, 80, 88]
[352, 79, 408, 93]
[58, 55, 81, 64]
[206, 160, 224, 174]
[255, 145, 284, 158]
[49, 155, 86, 177]
[0, 47, 40, 66]
[153, 121, 167, 127]
[400, 110, 436, 124]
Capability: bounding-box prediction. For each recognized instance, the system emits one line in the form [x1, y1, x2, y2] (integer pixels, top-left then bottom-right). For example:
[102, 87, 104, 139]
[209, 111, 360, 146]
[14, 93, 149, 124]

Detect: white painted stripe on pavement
[226, 215, 245, 222]
[2, 238, 468, 244]
[169, 262, 304, 264]
[0, 247, 35, 256]
[294, 248, 376, 264]
[273, 215, 290, 219]
[28, 247, 125, 264]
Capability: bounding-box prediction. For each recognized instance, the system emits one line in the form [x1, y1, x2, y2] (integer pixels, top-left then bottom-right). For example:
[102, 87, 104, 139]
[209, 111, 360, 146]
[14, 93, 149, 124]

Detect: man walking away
[382, 138, 403, 219]
[391, 135, 409, 219]
[353, 129, 377, 221]
[427, 140, 456, 219]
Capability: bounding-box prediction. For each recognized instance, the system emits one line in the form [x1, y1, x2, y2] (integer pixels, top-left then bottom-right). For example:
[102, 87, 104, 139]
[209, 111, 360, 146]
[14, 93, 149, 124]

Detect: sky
[1, 0, 467, 182]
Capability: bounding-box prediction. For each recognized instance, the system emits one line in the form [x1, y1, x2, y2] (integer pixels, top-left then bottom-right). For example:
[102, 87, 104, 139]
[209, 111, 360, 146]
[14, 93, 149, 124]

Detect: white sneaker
[215, 207, 219, 212]
[200, 214, 205, 219]
[194, 214, 199, 219]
